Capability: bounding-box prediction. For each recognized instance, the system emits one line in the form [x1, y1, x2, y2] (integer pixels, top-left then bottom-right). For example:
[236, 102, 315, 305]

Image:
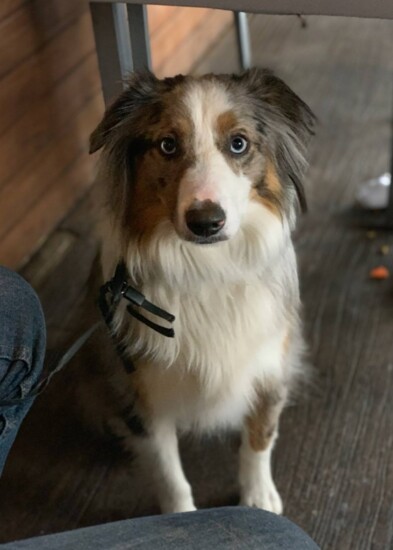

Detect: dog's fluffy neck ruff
[102, 201, 298, 388]
[123, 201, 292, 292]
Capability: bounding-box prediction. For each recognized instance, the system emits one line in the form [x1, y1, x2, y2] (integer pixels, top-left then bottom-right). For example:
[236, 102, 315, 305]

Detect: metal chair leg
[113, 4, 134, 77]
[386, 97, 393, 221]
[90, 2, 151, 105]
[234, 11, 252, 71]
[90, 2, 133, 103]
[127, 4, 152, 71]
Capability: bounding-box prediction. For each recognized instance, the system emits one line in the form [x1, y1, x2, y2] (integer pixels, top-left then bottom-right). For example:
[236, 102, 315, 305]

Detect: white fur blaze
[175, 82, 251, 241]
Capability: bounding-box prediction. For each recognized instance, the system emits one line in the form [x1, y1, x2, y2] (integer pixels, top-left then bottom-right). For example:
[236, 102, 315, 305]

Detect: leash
[0, 262, 175, 407]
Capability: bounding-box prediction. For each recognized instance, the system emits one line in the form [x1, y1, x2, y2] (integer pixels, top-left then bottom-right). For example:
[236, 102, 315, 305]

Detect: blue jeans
[2, 507, 319, 549]
[0, 267, 319, 549]
[0, 267, 46, 475]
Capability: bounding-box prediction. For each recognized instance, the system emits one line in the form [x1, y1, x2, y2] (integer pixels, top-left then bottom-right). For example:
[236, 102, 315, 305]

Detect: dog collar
[99, 261, 175, 339]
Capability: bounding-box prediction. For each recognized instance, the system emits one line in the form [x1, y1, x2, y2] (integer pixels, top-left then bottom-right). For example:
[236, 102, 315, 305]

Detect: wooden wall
[0, 1, 232, 269]
[149, 6, 232, 76]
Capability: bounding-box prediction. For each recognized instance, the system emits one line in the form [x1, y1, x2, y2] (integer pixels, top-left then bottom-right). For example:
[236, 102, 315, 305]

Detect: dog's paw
[161, 501, 197, 514]
[160, 492, 197, 514]
[240, 481, 283, 515]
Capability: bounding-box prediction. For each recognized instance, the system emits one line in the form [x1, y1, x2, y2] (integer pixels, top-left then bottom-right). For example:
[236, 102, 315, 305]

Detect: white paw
[160, 492, 197, 514]
[240, 481, 283, 514]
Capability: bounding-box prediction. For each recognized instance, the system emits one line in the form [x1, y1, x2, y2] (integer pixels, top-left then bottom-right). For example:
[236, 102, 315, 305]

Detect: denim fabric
[2, 507, 320, 549]
[0, 266, 46, 475]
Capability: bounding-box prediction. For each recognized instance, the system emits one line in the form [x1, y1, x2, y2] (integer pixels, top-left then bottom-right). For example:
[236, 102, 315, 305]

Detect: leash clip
[101, 262, 175, 338]
[121, 284, 175, 338]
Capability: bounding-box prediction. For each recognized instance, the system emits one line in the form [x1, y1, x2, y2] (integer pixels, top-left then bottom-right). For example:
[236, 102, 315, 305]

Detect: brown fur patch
[250, 159, 283, 218]
[214, 110, 253, 176]
[216, 110, 239, 136]
[246, 388, 285, 452]
[105, 82, 198, 242]
[128, 139, 194, 241]
[265, 160, 282, 193]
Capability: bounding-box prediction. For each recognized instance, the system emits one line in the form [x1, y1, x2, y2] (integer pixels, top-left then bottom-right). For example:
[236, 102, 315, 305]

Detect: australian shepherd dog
[89, 68, 314, 514]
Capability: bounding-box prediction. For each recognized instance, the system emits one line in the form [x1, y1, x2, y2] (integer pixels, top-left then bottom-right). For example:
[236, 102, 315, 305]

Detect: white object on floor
[356, 173, 391, 210]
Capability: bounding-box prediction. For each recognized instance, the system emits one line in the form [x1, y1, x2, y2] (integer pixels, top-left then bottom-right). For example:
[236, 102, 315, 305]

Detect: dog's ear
[89, 71, 159, 154]
[241, 68, 314, 139]
[239, 68, 315, 212]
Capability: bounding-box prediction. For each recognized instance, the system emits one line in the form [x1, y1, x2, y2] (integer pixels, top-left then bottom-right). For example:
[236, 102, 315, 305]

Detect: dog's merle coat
[89, 69, 314, 514]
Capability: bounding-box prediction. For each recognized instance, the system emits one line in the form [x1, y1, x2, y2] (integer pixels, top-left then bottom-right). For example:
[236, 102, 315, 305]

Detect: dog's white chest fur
[120, 255, 291, 434]
[106, 204, 297, 434]
[132, 278, 286, 432]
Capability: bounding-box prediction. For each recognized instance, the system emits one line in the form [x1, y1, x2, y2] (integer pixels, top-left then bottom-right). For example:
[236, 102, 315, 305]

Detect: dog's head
[90, 70, 314, 247]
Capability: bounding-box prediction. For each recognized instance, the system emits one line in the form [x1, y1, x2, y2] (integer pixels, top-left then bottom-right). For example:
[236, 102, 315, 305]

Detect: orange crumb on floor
[369, 266, 390, 280]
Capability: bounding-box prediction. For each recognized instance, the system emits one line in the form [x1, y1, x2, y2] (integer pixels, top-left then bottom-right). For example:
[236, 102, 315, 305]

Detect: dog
[89, 68, 314, 514]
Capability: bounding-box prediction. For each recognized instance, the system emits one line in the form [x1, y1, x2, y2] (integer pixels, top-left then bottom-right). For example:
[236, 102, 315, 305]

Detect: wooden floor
[1, 14, 393, 550]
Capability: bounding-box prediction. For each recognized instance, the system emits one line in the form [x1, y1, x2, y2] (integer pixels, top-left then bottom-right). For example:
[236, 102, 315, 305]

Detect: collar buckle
[99, 261, 175, 338]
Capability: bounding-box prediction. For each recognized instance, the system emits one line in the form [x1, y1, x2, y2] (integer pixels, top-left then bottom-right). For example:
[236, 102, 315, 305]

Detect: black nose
[185, 201, 226, 238]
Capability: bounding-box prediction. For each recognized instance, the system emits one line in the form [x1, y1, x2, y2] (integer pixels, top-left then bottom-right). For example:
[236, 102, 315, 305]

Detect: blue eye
[160, 136, 177, 155]
[230, 135, 248, 155]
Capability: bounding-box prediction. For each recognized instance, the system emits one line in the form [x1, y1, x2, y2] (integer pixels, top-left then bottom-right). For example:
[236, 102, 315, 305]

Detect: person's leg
[1, 507, 320, 549]
[0, 266, 46, 475]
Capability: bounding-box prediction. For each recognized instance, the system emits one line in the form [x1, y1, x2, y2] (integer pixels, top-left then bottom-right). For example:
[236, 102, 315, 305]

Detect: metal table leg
[127, 4, 151, 71]
[89, 3, 130, 103]
[234, 12, 252, 71]
[90, 2, 151, 105]
[386, 114, 393, 222]
[91, 2, 249, 104]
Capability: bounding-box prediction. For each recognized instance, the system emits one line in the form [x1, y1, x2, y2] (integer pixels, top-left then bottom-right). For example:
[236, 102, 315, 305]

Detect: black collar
[98, 261, 175, 339]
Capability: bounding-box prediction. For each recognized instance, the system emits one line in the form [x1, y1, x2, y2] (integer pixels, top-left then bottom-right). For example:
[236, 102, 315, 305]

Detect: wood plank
[150, 7, 212, 71]
[277, 214, 393, 550]
[149, 6, 231, 73]
[0, 11, 95, 136]
[0, 0, 26, 21]
[22, 196, 99, 341]
[0, 151, 97, 269]
[146, 5, 179, 35]
[156, 9, 232, 76]
[22, 229, 78, 290]
[0, 92, 103, 265]
[0, 52, 101, 193]
[0, 0, 88, 79]
[20, 192, 101, 347]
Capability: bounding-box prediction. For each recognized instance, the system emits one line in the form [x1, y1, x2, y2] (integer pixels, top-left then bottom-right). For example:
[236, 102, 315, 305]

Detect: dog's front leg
[239, 388, 286, 514]
[139, 421, 196, 514]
